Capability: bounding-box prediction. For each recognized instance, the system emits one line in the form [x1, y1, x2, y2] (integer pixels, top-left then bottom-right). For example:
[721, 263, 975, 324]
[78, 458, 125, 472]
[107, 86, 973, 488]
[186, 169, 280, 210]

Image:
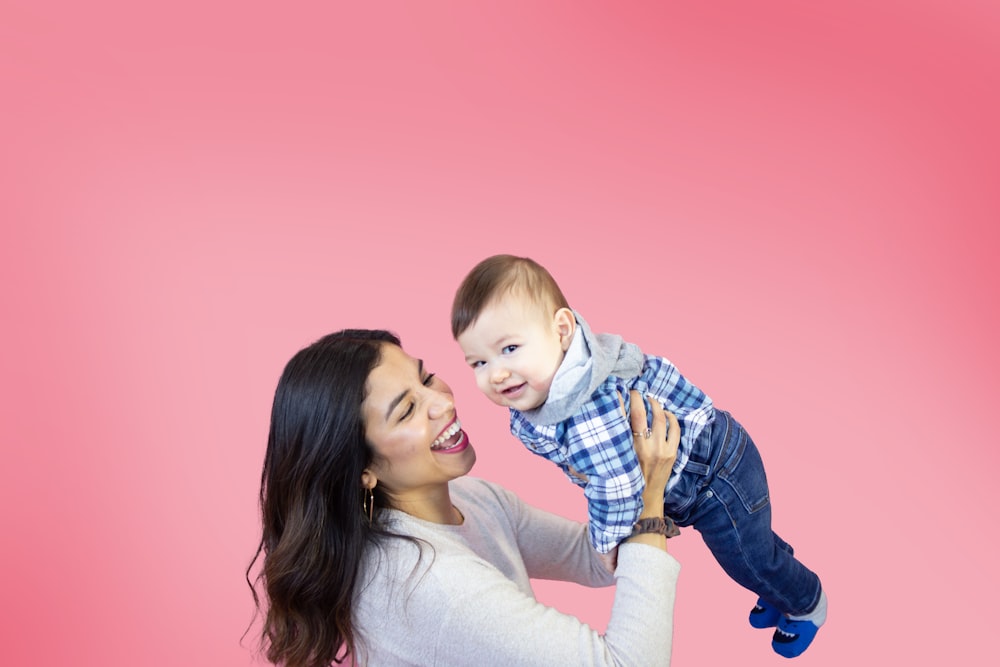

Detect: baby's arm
[562, 392, 646, 554]
[640, 354, 713, 415]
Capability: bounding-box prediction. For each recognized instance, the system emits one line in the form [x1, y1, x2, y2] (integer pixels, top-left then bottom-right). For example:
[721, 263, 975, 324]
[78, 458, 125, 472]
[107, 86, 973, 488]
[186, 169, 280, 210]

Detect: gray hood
[520, 311, 645, 426]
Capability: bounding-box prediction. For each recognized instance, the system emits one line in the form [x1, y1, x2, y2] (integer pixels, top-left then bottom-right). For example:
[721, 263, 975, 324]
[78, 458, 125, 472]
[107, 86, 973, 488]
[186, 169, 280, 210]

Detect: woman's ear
[554, 308, 576, 351]
[361, 469, 377, 490]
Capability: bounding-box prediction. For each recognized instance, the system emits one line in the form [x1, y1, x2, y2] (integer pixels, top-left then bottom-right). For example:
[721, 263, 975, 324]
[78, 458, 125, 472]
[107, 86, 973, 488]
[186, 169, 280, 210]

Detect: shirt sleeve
[494, 480, 615, 587]
[355, 479, 680, 666]
[368, 544, 680, 667]
[562, 385, 646, 553]
[422, 544, 680, 667]
[635, 354, 713, 414]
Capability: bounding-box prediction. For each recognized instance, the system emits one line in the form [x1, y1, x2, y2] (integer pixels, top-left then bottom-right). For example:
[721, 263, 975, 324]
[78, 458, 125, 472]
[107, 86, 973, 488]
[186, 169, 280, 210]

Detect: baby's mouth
[501, 383, 526, 396]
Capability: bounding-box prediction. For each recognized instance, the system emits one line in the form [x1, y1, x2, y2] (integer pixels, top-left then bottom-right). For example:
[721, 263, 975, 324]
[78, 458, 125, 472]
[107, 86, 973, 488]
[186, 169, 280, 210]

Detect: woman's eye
[400, 402, 414, 420]
[422, 373, 436, 386]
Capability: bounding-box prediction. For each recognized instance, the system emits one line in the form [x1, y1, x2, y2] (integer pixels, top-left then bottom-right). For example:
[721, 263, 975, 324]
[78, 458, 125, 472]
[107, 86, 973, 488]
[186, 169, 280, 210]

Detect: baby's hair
[451, 254, 570, 339]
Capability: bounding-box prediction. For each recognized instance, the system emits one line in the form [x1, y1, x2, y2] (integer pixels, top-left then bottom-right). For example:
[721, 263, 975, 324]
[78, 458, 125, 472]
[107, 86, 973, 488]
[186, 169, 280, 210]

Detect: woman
[248, 329, 681, 666]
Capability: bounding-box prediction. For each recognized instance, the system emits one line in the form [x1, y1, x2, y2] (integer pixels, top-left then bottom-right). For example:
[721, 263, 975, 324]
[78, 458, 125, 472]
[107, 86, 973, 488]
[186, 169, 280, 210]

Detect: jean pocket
[717, 426, 770, 514]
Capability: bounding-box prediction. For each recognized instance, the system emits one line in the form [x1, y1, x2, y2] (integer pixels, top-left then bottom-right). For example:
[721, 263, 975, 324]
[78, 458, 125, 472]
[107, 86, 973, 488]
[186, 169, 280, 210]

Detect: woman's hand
[616, 390, 681, 552]
[626, 390, 679, 502]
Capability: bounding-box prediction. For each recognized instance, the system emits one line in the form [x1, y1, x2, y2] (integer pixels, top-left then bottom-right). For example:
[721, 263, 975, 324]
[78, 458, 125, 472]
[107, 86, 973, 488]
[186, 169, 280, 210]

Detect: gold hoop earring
[363, 487, 374, 523]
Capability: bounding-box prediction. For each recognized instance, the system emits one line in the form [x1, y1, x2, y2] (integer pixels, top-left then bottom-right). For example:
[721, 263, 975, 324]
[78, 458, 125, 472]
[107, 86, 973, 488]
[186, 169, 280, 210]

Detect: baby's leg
[692, 412, 821, 611]
[691, 476, 820, 615]
[685, 411, 825, 656]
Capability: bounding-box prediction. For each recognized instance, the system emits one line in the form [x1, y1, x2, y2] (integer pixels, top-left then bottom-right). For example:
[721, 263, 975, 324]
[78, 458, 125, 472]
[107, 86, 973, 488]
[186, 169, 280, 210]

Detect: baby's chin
[510, 393, 547, 412]
[491, 396, 541, 411]
[523, 395, 547, 410]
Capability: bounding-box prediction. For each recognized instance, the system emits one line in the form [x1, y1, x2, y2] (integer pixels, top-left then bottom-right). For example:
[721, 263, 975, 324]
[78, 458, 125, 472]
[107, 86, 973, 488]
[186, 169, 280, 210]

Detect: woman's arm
[621, 391, 679, 552]
[448, 546, 679, 667]
[355, 394, 683, 666]
[380, 539, 680, 667]
[433, 393, 681, 666]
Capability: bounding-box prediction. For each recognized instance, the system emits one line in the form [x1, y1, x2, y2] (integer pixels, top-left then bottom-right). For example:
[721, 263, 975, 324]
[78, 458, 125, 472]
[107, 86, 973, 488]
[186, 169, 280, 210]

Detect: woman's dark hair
[247, 329, 403, 666]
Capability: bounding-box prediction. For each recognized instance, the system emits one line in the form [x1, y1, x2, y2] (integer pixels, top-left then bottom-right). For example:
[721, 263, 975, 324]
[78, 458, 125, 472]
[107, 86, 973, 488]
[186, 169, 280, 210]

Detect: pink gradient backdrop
[2, 1, 997, 665]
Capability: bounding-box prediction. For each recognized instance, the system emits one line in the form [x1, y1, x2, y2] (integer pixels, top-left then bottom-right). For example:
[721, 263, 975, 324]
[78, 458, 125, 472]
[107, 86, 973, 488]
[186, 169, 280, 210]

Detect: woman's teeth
[431, 420, 462, 450]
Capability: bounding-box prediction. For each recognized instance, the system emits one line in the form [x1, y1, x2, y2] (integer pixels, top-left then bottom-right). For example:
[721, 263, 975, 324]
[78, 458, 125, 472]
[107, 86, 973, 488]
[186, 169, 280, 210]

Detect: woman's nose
[427, 390, 454, 419]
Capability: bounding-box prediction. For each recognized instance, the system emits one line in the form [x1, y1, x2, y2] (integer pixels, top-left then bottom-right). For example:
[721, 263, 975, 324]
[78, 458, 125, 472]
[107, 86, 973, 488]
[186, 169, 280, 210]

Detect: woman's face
[362, 344, 476, 503]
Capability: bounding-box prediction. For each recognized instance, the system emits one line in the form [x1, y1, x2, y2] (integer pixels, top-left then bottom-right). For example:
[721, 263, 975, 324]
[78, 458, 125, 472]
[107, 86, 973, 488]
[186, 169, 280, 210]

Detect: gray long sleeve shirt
[353, 476, 681, 666]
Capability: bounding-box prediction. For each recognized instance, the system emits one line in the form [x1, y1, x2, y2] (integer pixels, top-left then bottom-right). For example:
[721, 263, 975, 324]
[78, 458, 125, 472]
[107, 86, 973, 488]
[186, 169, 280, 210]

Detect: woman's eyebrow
[384, 359, 424, 421]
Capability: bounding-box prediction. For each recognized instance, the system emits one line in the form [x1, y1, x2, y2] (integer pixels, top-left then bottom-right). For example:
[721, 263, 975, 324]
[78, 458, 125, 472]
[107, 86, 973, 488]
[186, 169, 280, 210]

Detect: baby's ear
[554, 308, 576, 350]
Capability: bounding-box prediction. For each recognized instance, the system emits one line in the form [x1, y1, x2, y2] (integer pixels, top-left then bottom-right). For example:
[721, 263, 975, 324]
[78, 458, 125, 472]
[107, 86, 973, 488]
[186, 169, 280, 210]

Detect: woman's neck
[389, 484, 464, 525]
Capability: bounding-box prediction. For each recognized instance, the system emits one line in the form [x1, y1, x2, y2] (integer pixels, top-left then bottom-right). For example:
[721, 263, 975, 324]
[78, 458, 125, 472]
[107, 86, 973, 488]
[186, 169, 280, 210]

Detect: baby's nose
[490, 366, 510, 383]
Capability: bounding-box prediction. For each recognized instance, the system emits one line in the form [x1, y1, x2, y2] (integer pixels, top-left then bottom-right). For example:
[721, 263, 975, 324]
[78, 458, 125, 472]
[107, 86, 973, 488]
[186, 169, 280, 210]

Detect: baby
[451, 254, 827, 658]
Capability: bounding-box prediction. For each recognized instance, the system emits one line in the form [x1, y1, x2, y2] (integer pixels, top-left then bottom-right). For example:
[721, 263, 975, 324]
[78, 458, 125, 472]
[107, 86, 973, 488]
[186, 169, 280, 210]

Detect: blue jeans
[665, 410, 822, 616]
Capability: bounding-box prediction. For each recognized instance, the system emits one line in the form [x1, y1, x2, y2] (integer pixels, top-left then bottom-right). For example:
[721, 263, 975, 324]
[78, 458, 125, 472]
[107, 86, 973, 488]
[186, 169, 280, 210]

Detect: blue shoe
[748, 598, 781, 629]
[772, 616, 820, 658]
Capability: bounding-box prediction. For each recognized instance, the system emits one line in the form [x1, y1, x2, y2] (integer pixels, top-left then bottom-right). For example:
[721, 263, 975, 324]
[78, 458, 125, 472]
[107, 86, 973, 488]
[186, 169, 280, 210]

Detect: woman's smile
[431, 419, 469, 453]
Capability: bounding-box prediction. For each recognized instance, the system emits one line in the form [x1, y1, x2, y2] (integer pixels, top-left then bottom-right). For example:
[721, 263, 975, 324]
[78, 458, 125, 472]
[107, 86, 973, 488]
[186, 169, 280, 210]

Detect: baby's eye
[470, 360, 485, 369]
[501, 345, 518, 355]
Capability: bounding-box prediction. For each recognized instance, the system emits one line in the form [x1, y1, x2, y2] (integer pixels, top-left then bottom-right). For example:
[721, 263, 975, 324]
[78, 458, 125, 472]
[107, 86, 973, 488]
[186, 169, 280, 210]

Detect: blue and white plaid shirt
[510, 322, 714, 553]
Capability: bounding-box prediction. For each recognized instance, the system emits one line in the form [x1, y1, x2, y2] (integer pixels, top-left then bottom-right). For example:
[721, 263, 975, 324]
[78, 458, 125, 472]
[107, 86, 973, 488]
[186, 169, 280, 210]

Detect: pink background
[2, 1, 997, 665]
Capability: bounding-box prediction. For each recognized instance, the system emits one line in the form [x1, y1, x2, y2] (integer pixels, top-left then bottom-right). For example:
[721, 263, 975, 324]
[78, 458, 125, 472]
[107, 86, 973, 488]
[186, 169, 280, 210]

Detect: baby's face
[456, 294, 570, 411]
